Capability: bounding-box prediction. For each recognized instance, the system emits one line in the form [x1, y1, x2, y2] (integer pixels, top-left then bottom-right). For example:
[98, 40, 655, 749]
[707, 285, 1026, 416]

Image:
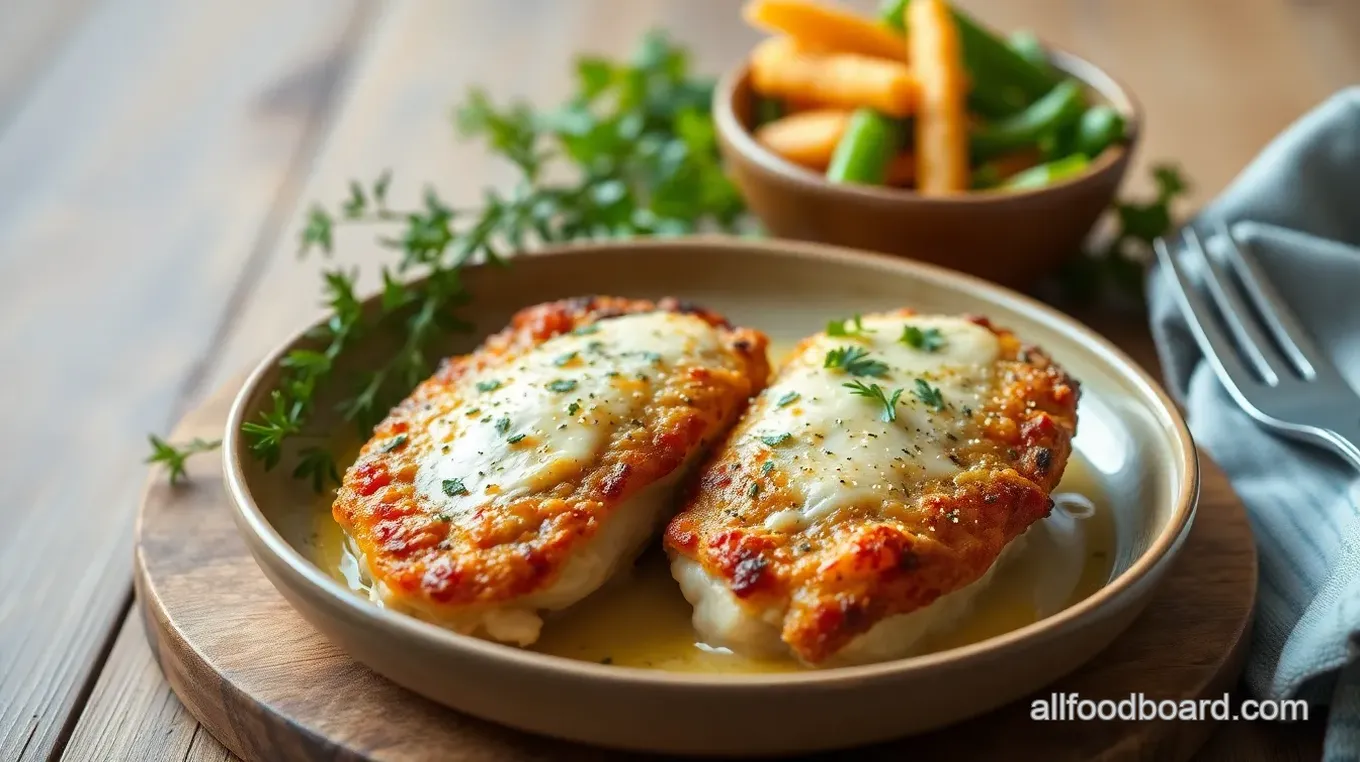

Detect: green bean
[1074, 105, 1126, 157]
[1006, 30, 1048, 69]
[1002, 154, 1089, 190]
[969, 79, 1086, 161]
[879, 0, 1061, 119]
[827, 109, 900, 185]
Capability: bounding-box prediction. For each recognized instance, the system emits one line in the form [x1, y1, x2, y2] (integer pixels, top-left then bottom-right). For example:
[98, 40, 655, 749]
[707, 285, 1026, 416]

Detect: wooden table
[2, 1, 1353, 760]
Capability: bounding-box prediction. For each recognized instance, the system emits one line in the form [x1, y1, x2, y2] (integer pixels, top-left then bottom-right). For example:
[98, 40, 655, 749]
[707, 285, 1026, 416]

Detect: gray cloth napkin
[1148, 87, 1360, 760]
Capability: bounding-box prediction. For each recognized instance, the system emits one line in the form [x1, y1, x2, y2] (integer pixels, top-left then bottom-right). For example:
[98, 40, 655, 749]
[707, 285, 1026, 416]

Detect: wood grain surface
[0, 2, 369, 759]
[2, 0, 1355, 760]
[131, 379, 1254, 762]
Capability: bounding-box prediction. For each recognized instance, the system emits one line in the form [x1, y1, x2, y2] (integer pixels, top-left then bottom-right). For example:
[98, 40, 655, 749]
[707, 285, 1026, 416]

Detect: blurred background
[1, 1, 1357, 760]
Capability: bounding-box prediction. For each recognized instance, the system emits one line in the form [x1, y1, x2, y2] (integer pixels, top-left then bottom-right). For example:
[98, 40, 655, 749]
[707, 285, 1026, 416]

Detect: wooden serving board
[137, 381, 1257, 762]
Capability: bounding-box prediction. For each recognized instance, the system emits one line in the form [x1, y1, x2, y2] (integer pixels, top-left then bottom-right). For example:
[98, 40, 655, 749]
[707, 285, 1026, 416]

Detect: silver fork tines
[1156, 223, 1360, 469]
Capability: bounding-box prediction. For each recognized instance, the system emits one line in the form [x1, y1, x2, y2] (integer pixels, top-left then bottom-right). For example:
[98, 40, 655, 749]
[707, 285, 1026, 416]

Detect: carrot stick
[750, 37, 917, 118]
[745, 0, 907, 61]
[755, 109, 853, 169]
[907, 0, 968, 194]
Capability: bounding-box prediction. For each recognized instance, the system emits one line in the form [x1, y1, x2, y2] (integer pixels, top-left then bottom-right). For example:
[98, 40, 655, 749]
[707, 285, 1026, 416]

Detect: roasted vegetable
[1002, 154, 1089, 189]
[969, 78, 1085, 160]
[747, 0, 907, 60]
[908, 0, 969, 193]
[880, 0, 1060, 117]
[755, 109, 852, 169]
[1073, 105, 1126, 157]
[750, 37, 917, 117]
[827, 109, 901, 184]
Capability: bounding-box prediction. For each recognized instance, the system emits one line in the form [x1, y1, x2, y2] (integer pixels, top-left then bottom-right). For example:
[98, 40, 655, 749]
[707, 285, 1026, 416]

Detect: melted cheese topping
[413, 311, 722, 523]
[757, 315, 1000, 532]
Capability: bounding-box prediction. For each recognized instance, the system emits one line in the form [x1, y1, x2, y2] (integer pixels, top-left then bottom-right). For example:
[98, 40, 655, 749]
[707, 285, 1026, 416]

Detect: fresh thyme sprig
[146, 31, 744, 489]
[900, 325, 946, 352]
[145, 435, 222, 485]
[843, 380, 904, 423]
[824, 346, 889, 378]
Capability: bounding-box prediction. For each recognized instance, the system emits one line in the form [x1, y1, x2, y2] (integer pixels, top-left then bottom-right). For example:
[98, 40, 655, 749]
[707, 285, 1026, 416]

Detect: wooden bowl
[714, 51, 1142, 288]
[223, 238, 1194, 756]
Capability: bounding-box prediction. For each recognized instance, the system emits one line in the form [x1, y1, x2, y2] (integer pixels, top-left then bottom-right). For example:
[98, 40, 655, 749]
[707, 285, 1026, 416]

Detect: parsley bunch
[147, 31, 743, 487]
[1058, 163, 1190, 302]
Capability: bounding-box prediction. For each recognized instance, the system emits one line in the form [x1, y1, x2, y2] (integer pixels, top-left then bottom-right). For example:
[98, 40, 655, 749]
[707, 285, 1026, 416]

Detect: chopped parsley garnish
[567, 401, 581, 415]
[506, 433, 526, 444]
[826, 314, 875, 338]
[913, 378, 946, 411]
[775, 391, 800, 408]
[900, 325, 946, 352]
[554, 351, 578, 367]
[748, 483, 761, 498]
[640, 350, 662, 365]
[843, 381, 904, 423]
[476, 379, 501, 392]
[465, 407, 480, 417]
[823, 346, 888, 377]
[572, 324, 599, 335]
[758, 432, 793, 447]
[494, 416, 511, 434]
[547, 379, 578, 393]
[762, 461, 775, 475]
[380, 434, 408, 452]
[441, 478, 469, 497]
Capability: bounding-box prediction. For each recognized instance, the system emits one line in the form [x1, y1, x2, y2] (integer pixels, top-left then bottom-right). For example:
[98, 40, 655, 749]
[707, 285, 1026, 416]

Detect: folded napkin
[1148, 87, 1360, 760]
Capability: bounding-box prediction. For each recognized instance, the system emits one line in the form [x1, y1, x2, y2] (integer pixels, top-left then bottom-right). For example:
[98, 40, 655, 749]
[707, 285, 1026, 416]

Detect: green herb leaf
[495, 417, 511, 434]
[900, 325, 946, 352]
[547, 379, 578, 393]
[567, 401, 581, 415]
[506, 433, 527, 444]
[572, 324, 600, 335]
[145, 435, 222, 485]
[826, 314, 874, 338]
[380, 434, 408, 452]
[442, 478, 469, 497]
[824, 346, 889, 377]
[554, 351, 578, 367]
[476, 379, 502, 392]
[293, 447, 341, 492]
[762, 461, 775, 475]
[912, 378, 946, 411]
[775, 391, 800, 407]
[758, 432, 793, 447]
[748, 483, 761, 499]
[843, 380, 904, 423]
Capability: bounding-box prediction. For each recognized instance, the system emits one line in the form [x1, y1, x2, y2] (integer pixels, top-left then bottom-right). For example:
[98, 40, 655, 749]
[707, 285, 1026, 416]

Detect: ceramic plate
[225, 237, 1196, 756]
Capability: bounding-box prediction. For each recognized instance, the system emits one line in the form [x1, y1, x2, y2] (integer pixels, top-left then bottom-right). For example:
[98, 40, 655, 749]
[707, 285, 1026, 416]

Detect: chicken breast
[665, 311, 1078, 665]
[333, 297, 769, 646]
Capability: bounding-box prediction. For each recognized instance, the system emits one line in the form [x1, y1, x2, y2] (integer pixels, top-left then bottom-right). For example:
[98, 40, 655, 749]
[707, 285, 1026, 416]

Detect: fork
[1155, 222, 1360, 470]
